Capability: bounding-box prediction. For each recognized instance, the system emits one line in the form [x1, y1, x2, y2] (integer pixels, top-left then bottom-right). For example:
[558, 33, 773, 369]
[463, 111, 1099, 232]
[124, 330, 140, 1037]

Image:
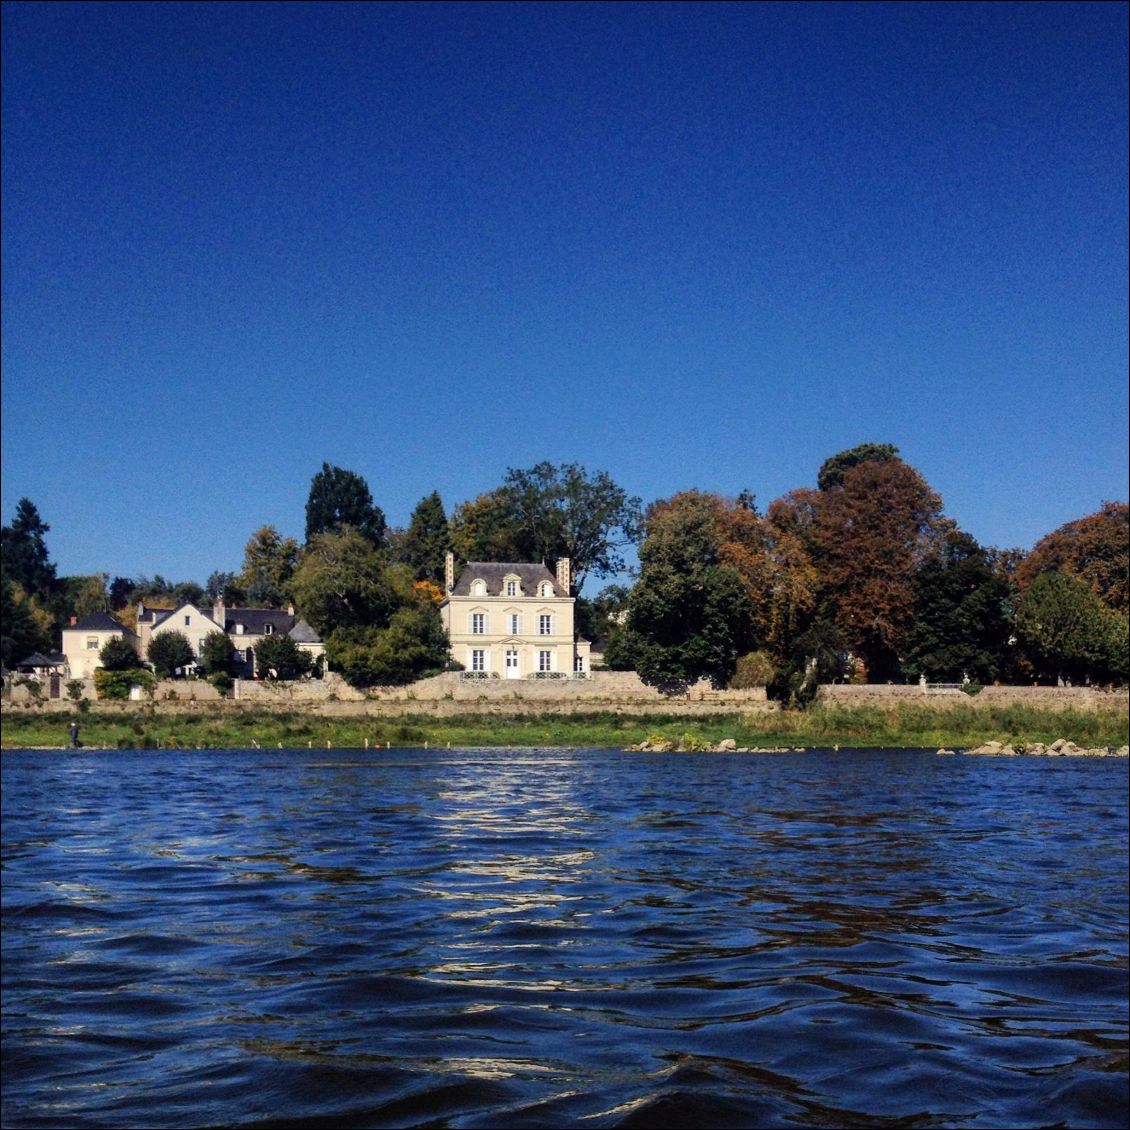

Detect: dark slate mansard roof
[451, 562, 565, 597]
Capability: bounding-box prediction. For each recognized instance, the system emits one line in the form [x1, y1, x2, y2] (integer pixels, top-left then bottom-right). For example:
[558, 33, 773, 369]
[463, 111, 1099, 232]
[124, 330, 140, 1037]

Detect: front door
[505, 650, 520, 679]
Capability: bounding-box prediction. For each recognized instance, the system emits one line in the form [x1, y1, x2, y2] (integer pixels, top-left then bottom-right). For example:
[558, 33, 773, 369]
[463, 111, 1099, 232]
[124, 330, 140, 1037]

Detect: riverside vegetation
[2, 702, 1126, 752]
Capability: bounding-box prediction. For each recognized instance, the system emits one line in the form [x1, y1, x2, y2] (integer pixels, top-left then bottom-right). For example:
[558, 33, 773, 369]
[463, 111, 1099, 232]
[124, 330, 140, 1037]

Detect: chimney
[556, 558, 571, 594]
[70, 616, 77, 626]
[287, 604, 295, 616]
[445, 551, 455, 593]
[213, 597, 225, 627]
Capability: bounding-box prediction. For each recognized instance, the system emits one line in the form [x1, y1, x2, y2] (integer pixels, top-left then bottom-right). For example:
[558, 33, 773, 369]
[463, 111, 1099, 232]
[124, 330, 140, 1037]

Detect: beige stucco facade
[440, 555, 591, 679]
[61, 614, 140, 679]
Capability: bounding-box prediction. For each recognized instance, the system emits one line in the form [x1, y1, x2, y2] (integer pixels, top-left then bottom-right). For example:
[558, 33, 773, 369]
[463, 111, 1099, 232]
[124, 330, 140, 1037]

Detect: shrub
[65, 679, 85, 702]
[100, 635, 141, 671]
[729, 650, 776, 689]
[94, 668, 156, 700]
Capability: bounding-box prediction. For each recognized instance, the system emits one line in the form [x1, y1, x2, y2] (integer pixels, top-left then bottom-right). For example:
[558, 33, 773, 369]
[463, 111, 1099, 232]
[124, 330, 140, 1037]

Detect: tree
[816, 443, 899, 491]
[305, 463, 387, 547]
[238, 525, 301, 607]
[1014, 571, 1126, 685]
[199, 631, 236, 676]
[287, 528, 396, 635]
[449, 463, 641, 593]
[206, 571, 247, 605]
[902, 528, 1012, 683]
[613, 492, 755, 691]
[327, 600, 449, 688]
[806, 454, 945, 681]
[501, 462, 641, 592]
[449, 492, 528, 565]
[147, 631, 195, 678]
[1016, 501, 1128, 614]
[64, 574, 111, 618]
[109, 576, 137, 610]
[253, 633, 312, 680]
[1, 577, 47, 669]
[397, 492, 450, 584]
[1, 498, 57, 598]
[99, 635, 141, 672]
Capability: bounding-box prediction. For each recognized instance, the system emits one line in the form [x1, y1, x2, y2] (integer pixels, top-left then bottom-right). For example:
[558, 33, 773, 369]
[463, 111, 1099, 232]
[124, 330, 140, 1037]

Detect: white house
[439, 552, 590, 678]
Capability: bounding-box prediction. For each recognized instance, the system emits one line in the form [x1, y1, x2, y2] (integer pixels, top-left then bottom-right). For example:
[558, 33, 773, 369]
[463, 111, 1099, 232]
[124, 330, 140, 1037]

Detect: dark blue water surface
[2, 748, 1127, 1129]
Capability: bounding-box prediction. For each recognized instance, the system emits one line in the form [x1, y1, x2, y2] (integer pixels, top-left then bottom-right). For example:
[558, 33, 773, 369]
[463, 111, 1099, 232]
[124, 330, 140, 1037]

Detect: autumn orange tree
[1015, 501, 1128, 613]
[801, 449, 946, 681]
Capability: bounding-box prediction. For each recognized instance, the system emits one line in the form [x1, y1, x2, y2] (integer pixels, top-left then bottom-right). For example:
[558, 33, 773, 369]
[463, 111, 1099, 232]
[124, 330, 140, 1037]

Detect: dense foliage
[147, 632, 195, 678]
[253, 633, 313, 681]
[305, 463, 387, 547]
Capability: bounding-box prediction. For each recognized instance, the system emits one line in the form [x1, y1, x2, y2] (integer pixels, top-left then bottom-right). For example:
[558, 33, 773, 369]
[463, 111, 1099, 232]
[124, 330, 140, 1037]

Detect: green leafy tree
[327, 602, 449, 688]
[147, 631, 195, 678]
[199, 631, 236, 676]
[206, 571, 247, 605]
[1, 576, 48, 668]
[613, 493, 755, 691]
[61, 574, 112, 619]
[1015, 571, 1126, 684]
[287, 529, 396, 635]
[305, 463, 387, 547]
[397, 492, 450, 584]
[902, 529, 1012, 683]
[238, 525, 301, 607]
[253, 633, 313, 680]
[99, 635, 141, 672]
[450, 463, 641, 593]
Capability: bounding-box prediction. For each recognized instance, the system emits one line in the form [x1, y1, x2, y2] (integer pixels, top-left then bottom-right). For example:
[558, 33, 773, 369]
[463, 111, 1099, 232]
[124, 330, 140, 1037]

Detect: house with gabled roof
[135, 599, 324, 679]
[61, 612, 139, 679]
[439, 552, 590, 679]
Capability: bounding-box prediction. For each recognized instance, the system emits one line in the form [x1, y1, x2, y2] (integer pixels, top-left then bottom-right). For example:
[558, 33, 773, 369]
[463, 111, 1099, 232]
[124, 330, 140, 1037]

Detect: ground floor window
[574, 655, 585, 673]
[539, 650, 553, 672]
[471, 649, 486, 672]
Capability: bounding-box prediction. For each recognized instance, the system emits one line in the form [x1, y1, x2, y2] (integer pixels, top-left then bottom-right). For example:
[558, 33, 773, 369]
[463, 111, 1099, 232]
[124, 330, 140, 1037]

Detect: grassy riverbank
[3, 703, 1127, 750]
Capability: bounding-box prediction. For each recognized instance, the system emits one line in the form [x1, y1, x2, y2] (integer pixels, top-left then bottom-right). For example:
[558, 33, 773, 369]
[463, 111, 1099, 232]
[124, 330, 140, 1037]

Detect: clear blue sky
[3, 1, 1127, 589]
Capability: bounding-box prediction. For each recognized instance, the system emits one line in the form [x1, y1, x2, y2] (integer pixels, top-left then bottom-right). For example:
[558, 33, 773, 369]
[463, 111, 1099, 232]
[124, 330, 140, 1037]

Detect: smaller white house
[61, 612, 140, 679]
[136, 599, 324, 678]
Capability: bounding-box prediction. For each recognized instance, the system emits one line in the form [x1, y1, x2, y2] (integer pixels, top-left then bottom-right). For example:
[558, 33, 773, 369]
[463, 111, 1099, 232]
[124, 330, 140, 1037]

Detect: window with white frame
[472, 580, 486, 596]
[540, 583, 551, 597]
[264, 623, 274, 635]
[471, 649, 486, 672]
[509, 613, 521, 635]
[539, 650, 553, 672]
[471, 613, 486, 634]
[538, 614, 552, 635]
[184, 615, 191, 626]
[86, 636, 99, 649]
[574, 655, 585, 672]
[506, 580, 517, 596]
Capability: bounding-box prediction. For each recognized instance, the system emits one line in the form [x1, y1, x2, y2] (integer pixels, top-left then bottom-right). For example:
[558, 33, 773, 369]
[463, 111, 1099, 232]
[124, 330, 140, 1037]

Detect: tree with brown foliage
[1016, 501, 1128, 614]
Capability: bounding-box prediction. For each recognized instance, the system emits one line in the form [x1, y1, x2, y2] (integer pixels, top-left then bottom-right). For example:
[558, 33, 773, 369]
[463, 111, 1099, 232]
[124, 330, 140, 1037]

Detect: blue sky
[3, 1, 1127, 589]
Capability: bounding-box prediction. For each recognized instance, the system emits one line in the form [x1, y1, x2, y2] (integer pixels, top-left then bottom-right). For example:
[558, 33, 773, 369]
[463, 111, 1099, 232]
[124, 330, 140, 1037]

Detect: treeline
[2, 445, 1127, 694]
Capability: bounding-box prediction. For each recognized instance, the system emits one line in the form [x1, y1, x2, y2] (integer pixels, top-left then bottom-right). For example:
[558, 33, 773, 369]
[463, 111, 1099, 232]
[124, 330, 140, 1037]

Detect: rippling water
[2, 748, 1127, 1128]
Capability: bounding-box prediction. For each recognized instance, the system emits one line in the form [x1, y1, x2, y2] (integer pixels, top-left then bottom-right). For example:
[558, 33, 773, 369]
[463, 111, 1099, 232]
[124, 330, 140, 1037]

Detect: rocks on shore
[947, 739, 1128, 758]
[629, 738, 807, 753]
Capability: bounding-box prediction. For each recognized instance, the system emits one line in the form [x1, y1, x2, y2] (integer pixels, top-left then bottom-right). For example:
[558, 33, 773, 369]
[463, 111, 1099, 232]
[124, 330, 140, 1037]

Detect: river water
[2, 747, 1126, 1129]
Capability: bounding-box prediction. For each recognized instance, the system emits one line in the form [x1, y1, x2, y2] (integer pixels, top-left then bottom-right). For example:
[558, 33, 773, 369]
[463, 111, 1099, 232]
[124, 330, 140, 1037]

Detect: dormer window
[472, 580, 486, 596]
[506, 580, 517, 597]
[264, 624, 274, 635]
[540, 583, 552, 597]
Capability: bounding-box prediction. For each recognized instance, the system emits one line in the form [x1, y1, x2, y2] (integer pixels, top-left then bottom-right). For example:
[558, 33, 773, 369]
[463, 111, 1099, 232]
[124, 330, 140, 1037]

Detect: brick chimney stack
[445, 551, 455, 593]
[556, 558, 571, 594]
